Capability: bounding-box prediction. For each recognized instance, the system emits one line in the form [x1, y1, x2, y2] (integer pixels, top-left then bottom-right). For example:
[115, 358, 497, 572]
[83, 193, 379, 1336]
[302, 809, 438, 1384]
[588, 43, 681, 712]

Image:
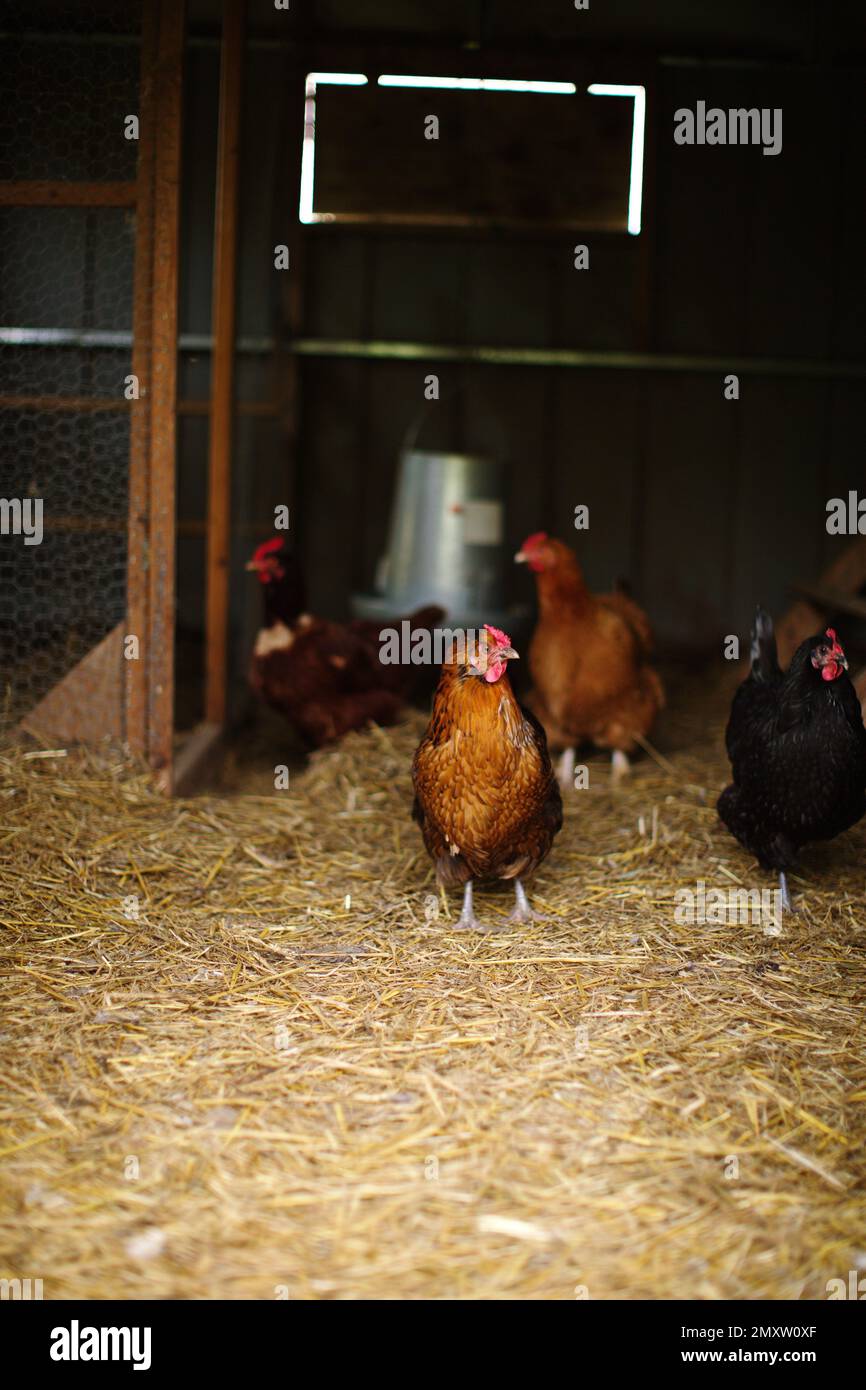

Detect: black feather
[718, 622, 866, 871]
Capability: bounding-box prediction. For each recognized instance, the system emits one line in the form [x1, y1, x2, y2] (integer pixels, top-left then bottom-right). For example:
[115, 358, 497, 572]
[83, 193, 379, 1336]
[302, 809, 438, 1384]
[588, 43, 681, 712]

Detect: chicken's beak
[245, 559, 262, 572]
[496, 646, 519, 661]
[514, 549, 527, 564]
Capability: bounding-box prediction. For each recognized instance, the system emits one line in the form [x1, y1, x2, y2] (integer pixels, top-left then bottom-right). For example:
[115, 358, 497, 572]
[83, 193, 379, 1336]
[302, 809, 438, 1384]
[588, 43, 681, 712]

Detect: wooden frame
[146, 0, 185, 791]
[204, 0, 245, 729]
[0, 396, 277, 416]
[0, 181, 137, 206]
[13, 0, 184, 780]
[304, 76, 636, 233]
[125, 0, 158, 761]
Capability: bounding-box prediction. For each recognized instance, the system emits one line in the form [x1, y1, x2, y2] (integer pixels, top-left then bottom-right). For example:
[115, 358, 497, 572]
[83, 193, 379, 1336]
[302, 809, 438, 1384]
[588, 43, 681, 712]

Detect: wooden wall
[294, 59, 865, 651]
[173, 8, 866, 727]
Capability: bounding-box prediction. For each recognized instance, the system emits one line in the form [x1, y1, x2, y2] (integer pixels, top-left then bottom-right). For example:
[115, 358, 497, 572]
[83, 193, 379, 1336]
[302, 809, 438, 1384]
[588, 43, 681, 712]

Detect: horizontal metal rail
[0, 328, 274, 353]
[289, 337, 866, 379]
[3, 327, 864, 379]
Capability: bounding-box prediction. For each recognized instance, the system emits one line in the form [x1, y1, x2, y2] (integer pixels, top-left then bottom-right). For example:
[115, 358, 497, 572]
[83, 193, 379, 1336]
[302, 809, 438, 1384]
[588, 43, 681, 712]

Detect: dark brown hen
[246, 535, 443, 748]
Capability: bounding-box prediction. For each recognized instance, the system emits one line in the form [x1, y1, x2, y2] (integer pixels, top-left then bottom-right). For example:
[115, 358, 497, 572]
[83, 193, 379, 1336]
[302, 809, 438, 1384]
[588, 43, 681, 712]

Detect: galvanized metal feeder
[352, 449, 526, 637]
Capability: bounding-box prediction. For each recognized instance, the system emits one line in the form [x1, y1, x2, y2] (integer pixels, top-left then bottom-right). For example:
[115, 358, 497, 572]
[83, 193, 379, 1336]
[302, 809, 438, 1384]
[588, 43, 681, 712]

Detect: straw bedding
[1, 695, 865, 1300]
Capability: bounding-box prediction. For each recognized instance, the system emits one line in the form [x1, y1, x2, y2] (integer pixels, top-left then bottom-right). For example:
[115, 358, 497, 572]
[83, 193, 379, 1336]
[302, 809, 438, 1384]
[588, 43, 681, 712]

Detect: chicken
[514, 532, 664, 783]
[246, 535, 443, 747]
[246, 535, 307, 628]
[345, 611, 446, 699]
[718, 608, 866, 912]
[412, 625, 563, 929]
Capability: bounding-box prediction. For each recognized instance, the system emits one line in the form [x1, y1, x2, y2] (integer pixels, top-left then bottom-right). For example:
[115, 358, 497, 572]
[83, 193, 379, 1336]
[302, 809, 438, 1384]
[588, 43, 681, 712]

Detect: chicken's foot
[508, 878, 549, 925]
[454, 879, 483, 931]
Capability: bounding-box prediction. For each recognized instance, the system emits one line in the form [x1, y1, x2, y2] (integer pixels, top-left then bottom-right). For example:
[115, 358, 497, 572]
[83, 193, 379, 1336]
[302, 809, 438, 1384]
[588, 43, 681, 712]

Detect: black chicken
[718, 607, 866, 911]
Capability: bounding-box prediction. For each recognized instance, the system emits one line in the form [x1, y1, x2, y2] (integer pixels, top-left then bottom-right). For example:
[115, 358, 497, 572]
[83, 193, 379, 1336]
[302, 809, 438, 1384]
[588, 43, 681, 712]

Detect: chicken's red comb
[520, 531, 548, 552]
[251, 536, 285, 563]
[826, 628, 845, 655]
[483, 624, 512, 648]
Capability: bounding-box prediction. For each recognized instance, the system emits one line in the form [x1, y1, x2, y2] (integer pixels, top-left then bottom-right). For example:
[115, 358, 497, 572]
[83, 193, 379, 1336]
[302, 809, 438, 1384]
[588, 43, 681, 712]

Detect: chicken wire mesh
[0, 3, 146, 740]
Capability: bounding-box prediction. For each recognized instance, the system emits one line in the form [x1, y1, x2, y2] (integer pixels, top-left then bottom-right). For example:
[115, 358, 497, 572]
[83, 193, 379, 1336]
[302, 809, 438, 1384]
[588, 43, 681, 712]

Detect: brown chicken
[247, 535, 443, 747]
[515, 532, 664, 783]
[412, 625, 563, 929]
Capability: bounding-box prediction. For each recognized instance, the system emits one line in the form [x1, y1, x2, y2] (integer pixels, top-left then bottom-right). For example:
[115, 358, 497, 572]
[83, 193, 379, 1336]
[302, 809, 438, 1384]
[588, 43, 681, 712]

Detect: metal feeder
[352, 449, 526, 637]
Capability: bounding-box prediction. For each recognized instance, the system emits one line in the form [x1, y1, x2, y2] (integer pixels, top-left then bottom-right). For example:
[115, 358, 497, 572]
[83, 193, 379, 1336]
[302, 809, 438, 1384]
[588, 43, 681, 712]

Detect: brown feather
[524, 538, 664, 754]
[412, 662, 562, 887]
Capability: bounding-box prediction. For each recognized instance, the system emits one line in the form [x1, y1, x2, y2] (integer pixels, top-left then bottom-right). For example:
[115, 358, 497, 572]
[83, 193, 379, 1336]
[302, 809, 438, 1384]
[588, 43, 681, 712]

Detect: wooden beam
[30, 517, 277, 536]
[204, 0, 244, 727]
[0, 181, 137, 207]
[147, 0, 186, 791]
[126, 0, 159, 760]
[2, 395, 129, 412]
[0, 395, 277, 416]
[303, 212, 627, 232]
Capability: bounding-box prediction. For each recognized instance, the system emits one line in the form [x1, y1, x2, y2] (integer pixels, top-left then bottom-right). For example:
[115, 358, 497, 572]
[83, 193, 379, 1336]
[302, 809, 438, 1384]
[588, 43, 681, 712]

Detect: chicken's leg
[454, 879, 482, 931]
[778, 871, 793, 914]
[508, 878, 549, 925]
[611, 749, 630, 781]
[556, 747, 576, 791]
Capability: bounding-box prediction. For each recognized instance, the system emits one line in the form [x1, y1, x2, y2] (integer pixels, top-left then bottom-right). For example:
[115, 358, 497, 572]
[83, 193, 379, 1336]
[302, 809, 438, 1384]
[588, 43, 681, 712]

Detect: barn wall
[171, 3, 866, 724]
[292, 60, 865, 649]
[4, 3, 863, 740]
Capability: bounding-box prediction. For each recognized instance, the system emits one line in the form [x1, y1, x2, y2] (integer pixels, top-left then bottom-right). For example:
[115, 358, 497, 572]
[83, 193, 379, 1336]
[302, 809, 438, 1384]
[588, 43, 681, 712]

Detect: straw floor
[1, 689, 865, 1300]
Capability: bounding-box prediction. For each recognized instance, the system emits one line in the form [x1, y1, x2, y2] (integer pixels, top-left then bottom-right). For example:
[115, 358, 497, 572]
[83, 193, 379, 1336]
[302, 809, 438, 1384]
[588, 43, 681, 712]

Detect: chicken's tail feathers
[750, 605, 781, 682]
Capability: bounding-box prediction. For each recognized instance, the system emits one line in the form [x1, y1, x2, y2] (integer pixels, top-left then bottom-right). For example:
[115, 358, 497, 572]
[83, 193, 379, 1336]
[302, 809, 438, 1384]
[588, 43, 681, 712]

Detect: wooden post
[636, 71, 657, 353]
[126, 0, 158, 758]
[631, 69, 656, 603]
[272, 60, 309, 606]
[205, 0, 245, 727]
[147, 0, 185, 790]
